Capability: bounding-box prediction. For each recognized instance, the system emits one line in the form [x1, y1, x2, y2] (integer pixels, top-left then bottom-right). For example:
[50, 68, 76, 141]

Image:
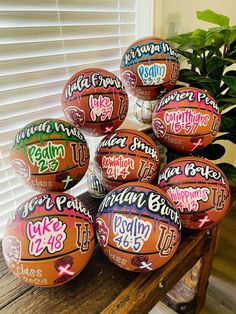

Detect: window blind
[0, 0, 153, 238]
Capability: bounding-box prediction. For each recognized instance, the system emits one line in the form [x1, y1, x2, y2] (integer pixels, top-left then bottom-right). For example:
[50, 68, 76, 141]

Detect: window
[0, 0, 153, 238]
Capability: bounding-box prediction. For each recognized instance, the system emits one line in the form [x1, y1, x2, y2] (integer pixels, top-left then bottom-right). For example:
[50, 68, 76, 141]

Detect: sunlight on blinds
[0, 0, 153, 238]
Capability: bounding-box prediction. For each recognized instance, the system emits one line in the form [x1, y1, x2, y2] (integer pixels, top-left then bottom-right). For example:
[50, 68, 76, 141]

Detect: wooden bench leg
[162, 226, 218, 313]
[194, 226, 218, 313]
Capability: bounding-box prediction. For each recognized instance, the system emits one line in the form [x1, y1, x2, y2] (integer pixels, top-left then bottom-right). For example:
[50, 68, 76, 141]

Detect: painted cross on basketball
[152, 87, 221, 153]
[2, 192, 95, 287]
[61, 68, 129, 136]
[94, 129, 160, 191]
[10, 119, 89, 192]
[95, 182, 181, 272]
[158, 156, 231, 229]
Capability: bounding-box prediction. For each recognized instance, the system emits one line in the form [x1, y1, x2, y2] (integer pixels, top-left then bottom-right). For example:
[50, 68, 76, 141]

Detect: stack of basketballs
[2, 37, 231, 287]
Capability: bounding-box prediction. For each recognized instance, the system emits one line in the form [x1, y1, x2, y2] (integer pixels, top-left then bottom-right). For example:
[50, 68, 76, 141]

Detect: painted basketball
[152, 87, 221, 153]
[2, 192, 95, 287]
[95, 182, 181, 272]
[158, 157, 231, 229]
[10, 119, 89, 192]
[94, 129, 160, 191]
[120, 36, 180, 101]
[61, 68, 129, 136]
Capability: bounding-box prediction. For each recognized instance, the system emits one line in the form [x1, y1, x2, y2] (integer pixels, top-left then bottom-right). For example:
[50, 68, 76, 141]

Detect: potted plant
[169, 9, 236, 188]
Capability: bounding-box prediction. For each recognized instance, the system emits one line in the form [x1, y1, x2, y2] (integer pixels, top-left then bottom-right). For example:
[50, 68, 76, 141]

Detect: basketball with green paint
[10, 119, 90, 192]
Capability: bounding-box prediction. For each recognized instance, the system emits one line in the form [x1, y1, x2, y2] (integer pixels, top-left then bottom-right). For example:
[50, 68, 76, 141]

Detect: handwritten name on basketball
[129, 137, 159, 161]
[100, 187, 181, 229]
[164, 109, 210, 133]
[157, 90, 219, 113]
[65, 73, 123, 99]
[99, 133, 127, 150]
[138, 63, 167, 85]
[12, 120, 86, 147]
[158, 166, 182, 185]
[26, 216, 66, 256]
[113, 214, 152, 252]
[166, 186, 210, 212]
[27, 142, 65, 173]
[122, 42, 178, 67]
[184, 162, 226, 184]
[10, 194, 93, 224]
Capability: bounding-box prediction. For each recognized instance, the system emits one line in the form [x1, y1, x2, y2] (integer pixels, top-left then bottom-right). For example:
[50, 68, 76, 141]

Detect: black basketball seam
[96, 151, 159, 162]
[97, 210, 177, 226]
[25, 214, 93, 223]
[99, 129, 158, 151]
[160, 181, 230, 200]
[100, 168, 159, 183]
[30, 164, 83, 176]
[154, 105, 220, 113]
[14, 138, 88, 149]
[20, 237, 95, 261]
[135, 80, 171, 88]
[161, 158, 228, 176]
[83, 117, 122, 124]
[120, 57, 178, 69]
[179, 206, 216, 215]
[160, 131, 213, 137]
[63, 91, 127, 102]
[105, 242, 174, 255]
[104, 182, 174, 205]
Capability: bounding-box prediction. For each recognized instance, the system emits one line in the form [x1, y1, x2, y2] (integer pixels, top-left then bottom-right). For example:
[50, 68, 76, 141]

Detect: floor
[150, 195, 236, 314]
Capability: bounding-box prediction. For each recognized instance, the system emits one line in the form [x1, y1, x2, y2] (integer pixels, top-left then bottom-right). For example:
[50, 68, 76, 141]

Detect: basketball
[152, 87, 221, 153]
[2, 192, 95, 287]
[158, 157, 231, 229]
[61, 68, 129, 136]
[120, 36, 180, 101]
[95, 182, 181, 272]
[94, 129, 160, 191]
[10, 119, 89, 192]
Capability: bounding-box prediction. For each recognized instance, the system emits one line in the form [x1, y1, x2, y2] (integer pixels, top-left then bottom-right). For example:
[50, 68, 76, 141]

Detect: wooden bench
[0, 192, 219, 314]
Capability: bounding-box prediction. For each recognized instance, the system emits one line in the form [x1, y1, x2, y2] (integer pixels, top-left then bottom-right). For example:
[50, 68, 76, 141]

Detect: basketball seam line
[20, 237, 95, 261]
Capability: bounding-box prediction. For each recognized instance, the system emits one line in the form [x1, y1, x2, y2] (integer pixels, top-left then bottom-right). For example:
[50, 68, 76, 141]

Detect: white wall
[153, 0, 236, 166]
[154, 0, 236, 37]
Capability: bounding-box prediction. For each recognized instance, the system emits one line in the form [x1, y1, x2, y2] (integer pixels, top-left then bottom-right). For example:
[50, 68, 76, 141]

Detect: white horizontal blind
[0, 0, 140, 238]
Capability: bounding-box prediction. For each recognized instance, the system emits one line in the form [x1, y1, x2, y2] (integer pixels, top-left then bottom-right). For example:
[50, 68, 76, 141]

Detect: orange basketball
[10, 119, 89, 192]
[158, 157, 231, 229]
[120, 36, 180, 101]
[95, 182, 181, 272]
[152, 87, 221, 153]
[94, 129, 160, 191]
[2, 192, 95, 287]
[61, 68, 129, 136]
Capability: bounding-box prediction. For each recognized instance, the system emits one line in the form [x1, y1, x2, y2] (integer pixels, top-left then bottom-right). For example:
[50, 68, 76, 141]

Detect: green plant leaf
[216, 132, 236, 144]
[168, 32, 192, 45]
[220, 116, 236, 132]
[227, 40, 236, 58]
[222, 75, 236, 91]
[229, 26, 236, 45]
[217, 163, 236, 187]
[205, 28, 228, 46]
[177, 50, 204, 70]
[206, 56, 225, 76]
[219, 97, 236, 104]
[196, 143, 225, 160]
[190, 29, 207, 47]
[223, 57, 236, 64]
[197, 9, 229, 27]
